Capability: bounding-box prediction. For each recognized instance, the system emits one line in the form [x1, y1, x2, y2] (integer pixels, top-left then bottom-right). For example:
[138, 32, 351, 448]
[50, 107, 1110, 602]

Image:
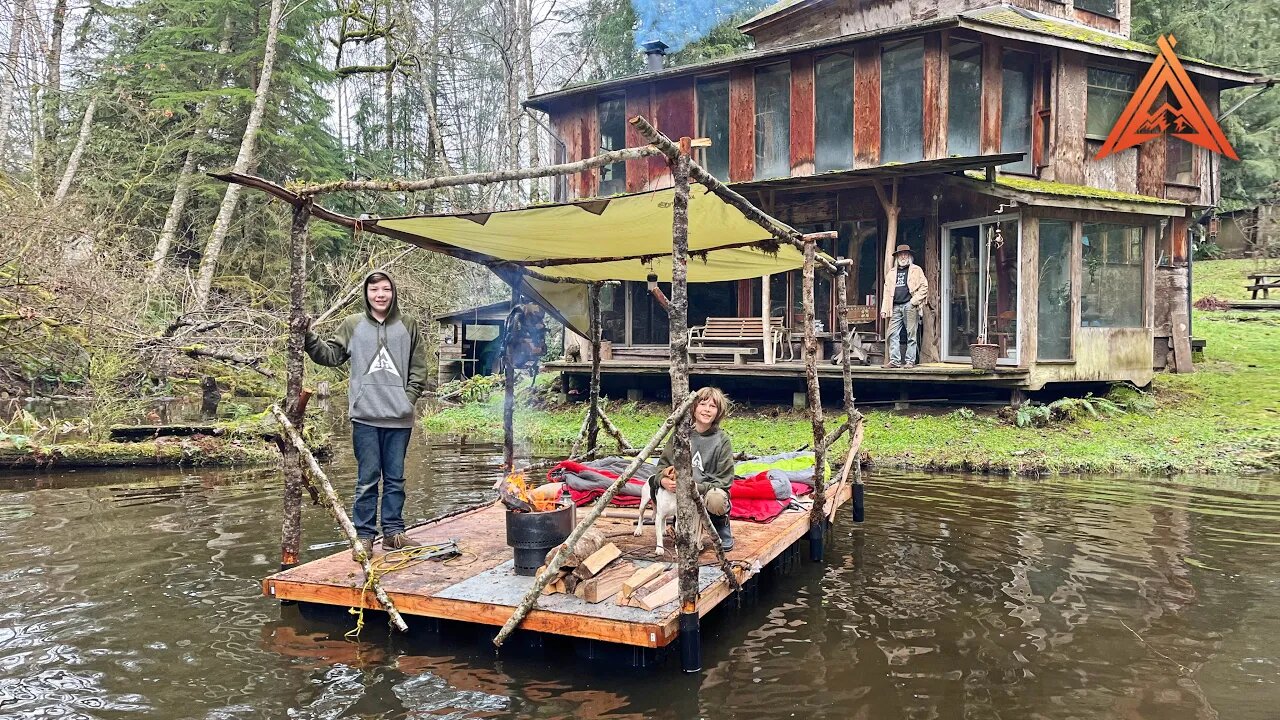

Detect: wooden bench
[690, 317, 790, 363]
[1247, 273, 1280, 300]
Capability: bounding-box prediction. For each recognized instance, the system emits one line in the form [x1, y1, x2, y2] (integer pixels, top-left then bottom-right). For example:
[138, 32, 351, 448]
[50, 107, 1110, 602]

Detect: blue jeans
[351, 421, 412, 539]
[888, 302, 919, 365]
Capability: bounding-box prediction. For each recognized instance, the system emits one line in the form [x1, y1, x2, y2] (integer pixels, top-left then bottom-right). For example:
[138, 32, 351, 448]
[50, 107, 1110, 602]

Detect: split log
[620, 563, 667, 601]
[635, 573, 681, 611]
[629, 116, 837, 275]
[269, 404, 408, 632]
[492, 390, 699, 648]
[576, 560, 636, 603]
[572, 543, 621, 580]
[549, 527, 605, 568]
[296, 146, 662, 196]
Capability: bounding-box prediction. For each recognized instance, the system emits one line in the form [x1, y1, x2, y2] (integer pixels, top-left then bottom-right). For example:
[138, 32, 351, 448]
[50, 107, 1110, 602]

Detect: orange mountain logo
[1095, 35, 1238, 161]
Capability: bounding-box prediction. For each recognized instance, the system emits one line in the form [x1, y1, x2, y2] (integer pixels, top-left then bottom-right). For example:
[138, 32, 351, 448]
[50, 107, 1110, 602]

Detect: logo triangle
[366, 346, 402, 378]
[1095, 35, 1238, 161]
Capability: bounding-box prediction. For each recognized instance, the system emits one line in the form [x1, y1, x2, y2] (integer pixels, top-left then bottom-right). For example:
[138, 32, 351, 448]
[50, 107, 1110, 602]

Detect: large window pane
[815, 53, 854, 172]
[600, 282, 625, 344]
[755, 63, 791, 179]
[948, 40, 982, 157]
[629, 281, 669, 344]
[1166, 137, 1194, 184]
[1037, 220, 1073, 359]
[597, 94, 626, 195]
[696, 77, 730, 180]
[946, 220, 1019, 359]
[1086, 68, 1135, 139]
[881, 39, 924, 163]
[1081, 223, 1144, 328]
[1001, 51, 1035, 174]
[1076, 0, 1117, 18]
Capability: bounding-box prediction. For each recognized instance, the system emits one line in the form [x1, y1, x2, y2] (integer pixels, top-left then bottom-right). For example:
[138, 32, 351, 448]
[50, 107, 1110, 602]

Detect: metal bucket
[969, 343, 999, 371]
[505, 501, 576, 576]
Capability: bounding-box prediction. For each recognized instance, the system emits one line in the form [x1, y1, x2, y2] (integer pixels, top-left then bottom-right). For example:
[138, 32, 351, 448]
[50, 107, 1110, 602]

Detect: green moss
[425, 303, 1280, 476]
[964, 171, 1185, 205]
[0, 436, 278, 468]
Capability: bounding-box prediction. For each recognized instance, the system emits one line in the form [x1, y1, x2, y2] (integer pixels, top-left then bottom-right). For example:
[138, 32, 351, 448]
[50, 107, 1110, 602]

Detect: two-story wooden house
[525, 0, 1261, 401]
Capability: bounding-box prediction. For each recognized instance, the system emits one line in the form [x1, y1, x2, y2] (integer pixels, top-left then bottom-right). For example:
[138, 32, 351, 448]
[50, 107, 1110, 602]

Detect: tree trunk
[51, 95, 94, 204]
[520, 0, 541, 202]
[279, 201, 311, 569]
[149, 18, 233, 282]
[0, 4, 26, 160]
[802, 241, 828, 535]
[585, 282, 602, 453]
[192, 0, 286, 311]
[38, 0, 67, 186]
[503, 284, 520, 473]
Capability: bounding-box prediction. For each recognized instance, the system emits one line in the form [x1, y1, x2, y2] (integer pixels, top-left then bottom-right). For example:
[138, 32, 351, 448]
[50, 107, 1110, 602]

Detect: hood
[362, 271, 402, 324]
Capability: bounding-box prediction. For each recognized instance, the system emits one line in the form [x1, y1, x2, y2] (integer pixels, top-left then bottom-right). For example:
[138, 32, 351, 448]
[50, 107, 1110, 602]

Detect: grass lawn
[426, 261, 1278, 476]
[1192, 258, 1278, 302]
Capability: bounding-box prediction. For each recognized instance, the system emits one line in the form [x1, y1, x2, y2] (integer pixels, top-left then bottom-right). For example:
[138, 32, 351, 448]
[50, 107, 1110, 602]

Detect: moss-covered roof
[963, 171, 1185, 205]
[962, 7, 1232, 71]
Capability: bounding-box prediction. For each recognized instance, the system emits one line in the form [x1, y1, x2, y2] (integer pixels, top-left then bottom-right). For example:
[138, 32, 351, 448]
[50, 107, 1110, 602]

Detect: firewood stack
[536, 529, 677, 609]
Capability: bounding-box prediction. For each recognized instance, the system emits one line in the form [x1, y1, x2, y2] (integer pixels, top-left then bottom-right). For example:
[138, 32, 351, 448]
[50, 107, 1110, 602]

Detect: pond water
[1, 428, 1277, 719]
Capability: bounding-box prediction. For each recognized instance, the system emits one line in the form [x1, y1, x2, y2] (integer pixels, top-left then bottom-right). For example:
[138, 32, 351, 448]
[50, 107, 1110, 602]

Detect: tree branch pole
[694, 489, 743, 597]
[827, 417, 865, 523]
[270, 405, 409, 632]
[801, 240, 828, 561]
[669, 143, 702, 673]
[502, 283, 521, 474]
[297, 146, 663, 196]
[279, 200, 311, 570]
[585, 282, 603, 454]
[596, 407, 634, 452]
[628, 115, 838, 275]
[835, 263, 867, 523]
[492, 391, 700, 649]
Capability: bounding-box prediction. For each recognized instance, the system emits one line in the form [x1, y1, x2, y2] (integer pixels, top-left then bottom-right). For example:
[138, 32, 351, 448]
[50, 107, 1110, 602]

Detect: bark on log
[279, 201, 310, 568]
[596, 407, 634, 452]
[180, 346, 276, 377]
[802, 241, 828, 532]
[270, 405, 409, 632]
[492, 390, 699, 648]
[296, 146, 661, 196]
[629, 116, 837, 275]
[669, 149, 701, 620]
[502, 284, 520, 473]
[585, 283, 602, 454]
[693, 487, 743, 597]
[826, 417, 865, 523]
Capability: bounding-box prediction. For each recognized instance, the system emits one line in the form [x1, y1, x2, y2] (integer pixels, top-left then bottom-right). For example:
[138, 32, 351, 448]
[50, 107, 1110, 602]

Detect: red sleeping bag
[552, 461, 811, 523]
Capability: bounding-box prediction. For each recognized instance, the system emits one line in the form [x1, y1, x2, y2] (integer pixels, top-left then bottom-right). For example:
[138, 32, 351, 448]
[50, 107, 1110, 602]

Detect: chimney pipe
[641, 39, 669, 72]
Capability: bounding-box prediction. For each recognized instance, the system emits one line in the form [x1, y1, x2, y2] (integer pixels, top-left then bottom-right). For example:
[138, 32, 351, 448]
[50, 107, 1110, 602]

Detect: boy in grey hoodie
[655, 386, 736, 550]
[305, 272, 429, 560]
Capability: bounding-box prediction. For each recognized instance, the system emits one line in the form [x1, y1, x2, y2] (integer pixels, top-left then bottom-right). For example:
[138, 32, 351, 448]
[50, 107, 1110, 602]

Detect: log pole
[834, 262, 867, 523]
[801, 240, 828, 562]
[279, 200, 311, 571]
[502, 284, 521, 474]
[586, 282, 603, 454]
[492, 391, 699, 649]
[670, 142, 702, 674]
[270, 405, 409, 632]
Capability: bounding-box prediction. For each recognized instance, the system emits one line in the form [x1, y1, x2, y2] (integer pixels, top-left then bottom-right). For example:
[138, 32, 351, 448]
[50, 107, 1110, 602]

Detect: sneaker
[352, 537, 374, 562]
[383, 533, 415, 551]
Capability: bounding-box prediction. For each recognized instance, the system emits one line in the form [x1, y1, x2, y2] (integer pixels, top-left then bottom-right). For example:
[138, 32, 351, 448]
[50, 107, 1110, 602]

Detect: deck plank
[264, 484, 852, 648]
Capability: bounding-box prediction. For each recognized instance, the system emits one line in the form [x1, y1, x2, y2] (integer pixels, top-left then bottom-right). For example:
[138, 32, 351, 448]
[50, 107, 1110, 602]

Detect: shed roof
[956, 171, 1187, 216]
[434, 301, 511, 324]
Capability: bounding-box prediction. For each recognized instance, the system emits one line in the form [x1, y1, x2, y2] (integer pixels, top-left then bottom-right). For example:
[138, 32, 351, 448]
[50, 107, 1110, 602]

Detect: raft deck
[263, 485, 850, 648]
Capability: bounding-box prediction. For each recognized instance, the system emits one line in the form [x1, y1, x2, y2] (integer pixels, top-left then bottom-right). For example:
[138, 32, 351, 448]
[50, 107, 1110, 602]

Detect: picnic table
[1247, 273, 1280, 300]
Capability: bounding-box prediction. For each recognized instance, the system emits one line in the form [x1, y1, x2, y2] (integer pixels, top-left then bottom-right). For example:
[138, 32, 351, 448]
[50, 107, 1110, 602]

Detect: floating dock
[264, 485, 851, 649]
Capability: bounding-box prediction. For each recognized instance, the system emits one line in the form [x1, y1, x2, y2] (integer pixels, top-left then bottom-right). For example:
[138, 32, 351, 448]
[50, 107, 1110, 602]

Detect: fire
[501, 472, 561, 512]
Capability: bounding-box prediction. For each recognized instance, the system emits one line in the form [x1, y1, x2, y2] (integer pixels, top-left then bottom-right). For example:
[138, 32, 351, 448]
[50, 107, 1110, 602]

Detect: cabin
[524, 0, 1262, 402]
[435, 301, 512, 384]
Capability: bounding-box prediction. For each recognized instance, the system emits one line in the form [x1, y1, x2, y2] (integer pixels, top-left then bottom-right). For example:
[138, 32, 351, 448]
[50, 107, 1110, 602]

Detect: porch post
[874, 179, 901, 363]
[669, 139, 701, 673]
[801, 240, 828, 560]
[761, 273, 774, 364]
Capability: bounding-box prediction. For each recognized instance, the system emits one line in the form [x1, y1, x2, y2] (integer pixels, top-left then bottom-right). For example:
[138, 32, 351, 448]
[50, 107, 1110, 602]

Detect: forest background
[0, 0, 1275, 408]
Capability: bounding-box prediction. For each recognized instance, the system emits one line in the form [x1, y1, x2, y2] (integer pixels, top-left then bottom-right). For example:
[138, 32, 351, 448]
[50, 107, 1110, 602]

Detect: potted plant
[970, 224, 1002, 371]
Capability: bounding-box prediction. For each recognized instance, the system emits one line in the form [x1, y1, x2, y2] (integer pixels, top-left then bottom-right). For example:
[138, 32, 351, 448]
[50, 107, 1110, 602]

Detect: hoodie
[304, 272, 429, 429]
[655, 425, 735, 495]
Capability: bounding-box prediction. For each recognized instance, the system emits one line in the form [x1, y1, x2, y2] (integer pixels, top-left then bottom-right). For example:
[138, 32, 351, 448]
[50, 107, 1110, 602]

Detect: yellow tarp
[374, 185, 805, 283]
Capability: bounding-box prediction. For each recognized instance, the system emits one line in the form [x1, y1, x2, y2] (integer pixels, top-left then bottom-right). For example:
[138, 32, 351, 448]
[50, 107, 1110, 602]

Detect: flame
[502, 472, 559, 512]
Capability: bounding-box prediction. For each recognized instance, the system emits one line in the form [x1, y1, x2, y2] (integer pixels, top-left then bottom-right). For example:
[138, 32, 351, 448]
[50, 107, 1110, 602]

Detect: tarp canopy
[371, 184, 805, 283]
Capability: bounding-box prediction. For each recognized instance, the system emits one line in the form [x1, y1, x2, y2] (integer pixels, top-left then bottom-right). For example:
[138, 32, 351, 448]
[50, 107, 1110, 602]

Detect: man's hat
[894, 244, 912, 255]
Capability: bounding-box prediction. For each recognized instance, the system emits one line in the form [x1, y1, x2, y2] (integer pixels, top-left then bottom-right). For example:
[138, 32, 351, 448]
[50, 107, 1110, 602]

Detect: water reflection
[0, 439, 1277, 719]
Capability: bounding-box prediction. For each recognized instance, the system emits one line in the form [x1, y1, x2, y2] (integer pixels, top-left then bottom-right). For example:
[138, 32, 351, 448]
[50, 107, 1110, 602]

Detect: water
[1, 434, 1277, 719]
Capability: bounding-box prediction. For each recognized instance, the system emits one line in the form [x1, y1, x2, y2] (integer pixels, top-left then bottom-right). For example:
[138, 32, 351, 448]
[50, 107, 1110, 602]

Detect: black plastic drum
[505, 501, 575, 576]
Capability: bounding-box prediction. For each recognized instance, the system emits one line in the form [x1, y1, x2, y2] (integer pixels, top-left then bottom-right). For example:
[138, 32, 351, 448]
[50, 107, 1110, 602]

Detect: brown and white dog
[633, 468, 708, 555]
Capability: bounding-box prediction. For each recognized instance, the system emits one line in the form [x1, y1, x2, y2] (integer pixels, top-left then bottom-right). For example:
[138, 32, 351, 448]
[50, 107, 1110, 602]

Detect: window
[815, 53, 854, 172]
[755, 63, 791, 179]
[696, 77, 730, 180]
[1038, 220, 1073, 359]
[1001, 50, 1035, 174]
[880, 39, 924, 163]
[597, 94, 626, 195]
[1075, 0, 1117, 18]
[1081, 223, 1144, 327]
[1166, 137, 1195, 184]
[1086, 68, 1135, 140]
[947, 40, 983, 157]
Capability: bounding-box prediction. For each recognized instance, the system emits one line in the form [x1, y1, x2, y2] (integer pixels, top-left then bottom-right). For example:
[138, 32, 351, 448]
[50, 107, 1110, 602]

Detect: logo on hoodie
[692, 450, 704, 475]
[366, 346, 401, 378]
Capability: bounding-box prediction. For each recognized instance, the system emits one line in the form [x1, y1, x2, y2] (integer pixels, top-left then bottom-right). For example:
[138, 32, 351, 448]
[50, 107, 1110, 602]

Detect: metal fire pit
[505, 501, 575, 576]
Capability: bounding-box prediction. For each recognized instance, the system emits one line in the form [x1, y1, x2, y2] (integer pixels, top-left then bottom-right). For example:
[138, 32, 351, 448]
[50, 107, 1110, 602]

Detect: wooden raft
[264, 484, 851, 648]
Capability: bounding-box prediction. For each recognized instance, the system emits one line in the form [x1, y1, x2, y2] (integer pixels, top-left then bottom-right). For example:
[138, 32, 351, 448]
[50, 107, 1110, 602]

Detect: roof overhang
[947, 174, 1187, 217]
[733, 153, 1026, 195]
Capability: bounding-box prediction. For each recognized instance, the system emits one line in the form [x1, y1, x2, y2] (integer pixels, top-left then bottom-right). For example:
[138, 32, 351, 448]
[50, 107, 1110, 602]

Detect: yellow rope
[345, 540, 460, 640]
